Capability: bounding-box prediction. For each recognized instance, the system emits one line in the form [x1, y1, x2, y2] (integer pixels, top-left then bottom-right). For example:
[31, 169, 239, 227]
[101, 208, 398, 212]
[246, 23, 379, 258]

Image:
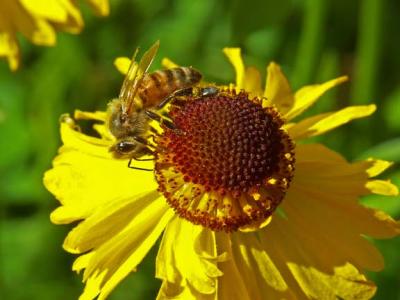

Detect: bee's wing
[120, 40, 160, 114]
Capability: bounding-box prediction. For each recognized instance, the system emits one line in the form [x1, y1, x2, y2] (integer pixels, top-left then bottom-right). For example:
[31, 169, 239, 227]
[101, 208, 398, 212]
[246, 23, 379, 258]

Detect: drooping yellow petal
[283, 185, 386, 272]
[217, 232, 293, 299]
[43, 117, 157, 224]
[287, 262, 376, 300]
[285, 76, 348, 120]
[93, 204, 173, 300]
[63, 190, 162, 253]
[157, 280, 216, 300]
[216, 236, 252, 300]
[67, 195, 173, 300]
[264, 62, 294, 114]
[293, 143, 400, 239]
[287, 104, 376, 140]
[260, 215, 377, 300]
[156, 218, 223, 296]
[223, 48, 244, 89]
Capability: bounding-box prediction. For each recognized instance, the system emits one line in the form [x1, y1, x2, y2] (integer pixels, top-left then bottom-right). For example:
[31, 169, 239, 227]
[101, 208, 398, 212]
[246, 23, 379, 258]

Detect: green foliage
[1, 0, 399, 299]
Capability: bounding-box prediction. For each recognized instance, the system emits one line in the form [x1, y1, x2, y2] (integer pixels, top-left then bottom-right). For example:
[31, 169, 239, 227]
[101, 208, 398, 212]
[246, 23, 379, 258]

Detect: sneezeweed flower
[0, 0, 109, 71]
[44, 46, 399, 300]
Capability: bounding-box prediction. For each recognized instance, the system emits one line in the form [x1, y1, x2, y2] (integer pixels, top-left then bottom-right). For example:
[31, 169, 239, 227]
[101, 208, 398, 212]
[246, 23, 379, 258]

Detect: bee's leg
[127, 159, 153, 171]
[156, 87, 194, 109]
[149, 127, 160, 135]
[145, 110, 177, 130]
[126, 137, 155, 170]
[131, 156, 154, 161]
[131, 137, 155, 161]
[133, 135, 150, 145]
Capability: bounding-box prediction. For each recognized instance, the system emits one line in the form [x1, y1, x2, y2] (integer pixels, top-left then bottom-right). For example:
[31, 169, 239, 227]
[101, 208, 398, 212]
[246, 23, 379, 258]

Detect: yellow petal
[243, 66, 262, 97]
[288, 104, 376, 140]
[283, 185, 385, 272]
[73, 252, 94, 273]
[68, 196, 173, 300]
[293, 143, 346, 163]
[239, 215, 271, 232]
[5, 0, 56, 46]
[63, 190, 162, 253]
[31, 19, 56, 45]
[1, 1, 56, 46]
[285, 76, 348, 120]
[86, 0, 110, 16]
[74, 110, 107, 122]
[217, 241, 252, 300]
[366, 180, 399, 196]
[365, 159, 394, 177]
[162, 57, 179, 69]
[293, 143, 400, 239]
[93, 123, 114, 141]
[0, 32, 20, 70]
[156, 218, 222, 296]
[260, 216, 377, 299]
[20, 0, 69, 23]
[223, 48, 244, 89]
[54, 0, 84, 33]
[219, 232, 290, 299]
[287, 262, 376, 300]
[76, 197, 173, 300]
[80, 270, 106, 300]
[43, 117, 157, 223]
[264, 62, 294, 114]
[157, 280, 215, 300]
[114, 56, 131, 75]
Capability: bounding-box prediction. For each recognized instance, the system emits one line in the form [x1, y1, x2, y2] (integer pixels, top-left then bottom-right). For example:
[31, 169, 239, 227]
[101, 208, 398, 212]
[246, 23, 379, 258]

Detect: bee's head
[110, 138, 143, 158]
[107, 99, 143, 139]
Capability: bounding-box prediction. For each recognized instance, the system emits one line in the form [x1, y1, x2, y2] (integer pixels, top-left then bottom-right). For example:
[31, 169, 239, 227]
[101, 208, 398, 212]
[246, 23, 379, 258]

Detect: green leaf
[357, 138, 400, 162]
[383, 87, 400, 131]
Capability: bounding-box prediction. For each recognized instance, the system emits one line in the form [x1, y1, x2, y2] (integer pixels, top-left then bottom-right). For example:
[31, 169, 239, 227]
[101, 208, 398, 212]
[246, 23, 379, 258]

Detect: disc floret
[155, 90, 295, 231]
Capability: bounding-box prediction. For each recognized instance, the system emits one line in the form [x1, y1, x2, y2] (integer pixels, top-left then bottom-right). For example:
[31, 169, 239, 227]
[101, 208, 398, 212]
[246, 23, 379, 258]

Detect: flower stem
[350, 0, 383, 104]
[291, 0, 327, 89]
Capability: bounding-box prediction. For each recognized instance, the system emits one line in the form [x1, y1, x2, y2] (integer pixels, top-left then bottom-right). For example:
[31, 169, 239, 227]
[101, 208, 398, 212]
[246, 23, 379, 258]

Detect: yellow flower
[0, 0, 109, 71]
[44, 47, 399, 300]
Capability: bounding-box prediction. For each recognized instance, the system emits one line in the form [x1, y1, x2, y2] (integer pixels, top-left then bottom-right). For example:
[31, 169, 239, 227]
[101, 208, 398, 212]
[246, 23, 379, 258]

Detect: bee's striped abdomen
[139, 67, 202, 107]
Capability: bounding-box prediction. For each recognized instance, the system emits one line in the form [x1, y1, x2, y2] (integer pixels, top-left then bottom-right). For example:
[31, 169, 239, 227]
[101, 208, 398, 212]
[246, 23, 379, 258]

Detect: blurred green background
[1, 0, 400, 299]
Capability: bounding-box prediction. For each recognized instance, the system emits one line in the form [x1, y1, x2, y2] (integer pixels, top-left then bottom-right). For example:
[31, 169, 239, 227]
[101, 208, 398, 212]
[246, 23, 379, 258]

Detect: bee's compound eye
[117, 141, 136, 153]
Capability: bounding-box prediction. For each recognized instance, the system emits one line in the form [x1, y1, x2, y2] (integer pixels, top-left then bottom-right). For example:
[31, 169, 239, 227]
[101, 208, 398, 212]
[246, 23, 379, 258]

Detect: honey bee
[107, 41, 205, 167]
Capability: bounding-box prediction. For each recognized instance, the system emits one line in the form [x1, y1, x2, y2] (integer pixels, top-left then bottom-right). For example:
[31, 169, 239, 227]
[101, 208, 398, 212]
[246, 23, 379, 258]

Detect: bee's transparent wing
[137, 40, 159, 77]
[120, 40, 160, 114]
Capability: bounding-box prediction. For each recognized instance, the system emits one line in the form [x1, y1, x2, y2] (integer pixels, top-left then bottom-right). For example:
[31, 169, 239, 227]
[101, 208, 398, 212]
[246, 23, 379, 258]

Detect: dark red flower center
[155, 90, 295, 231]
